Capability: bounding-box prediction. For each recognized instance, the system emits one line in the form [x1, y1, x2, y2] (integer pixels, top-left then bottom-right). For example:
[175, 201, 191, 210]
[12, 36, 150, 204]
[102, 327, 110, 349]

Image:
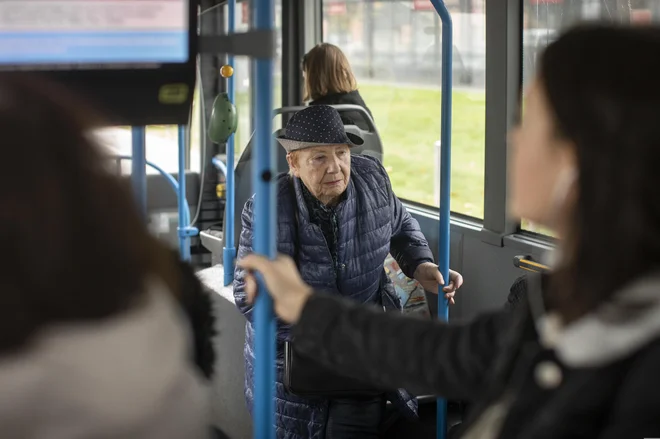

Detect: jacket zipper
[309, 223, 340, 288]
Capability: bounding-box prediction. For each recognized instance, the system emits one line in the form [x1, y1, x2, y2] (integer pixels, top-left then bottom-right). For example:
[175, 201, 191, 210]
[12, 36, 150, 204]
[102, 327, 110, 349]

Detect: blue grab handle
[177, 125, 193, 261]
[211, 157, 228, 178]
[429, 1, 453, 439]
[115, 155, 191, 225]
[224, 0, 237, 286]
[252, 0, 277, 437]
[128, 125, 197, 261]
[130, 127, 147, 221]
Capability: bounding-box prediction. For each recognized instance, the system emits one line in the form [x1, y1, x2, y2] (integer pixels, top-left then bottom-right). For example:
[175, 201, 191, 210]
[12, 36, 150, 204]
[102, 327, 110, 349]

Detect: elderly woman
[233, 105, 463, 439]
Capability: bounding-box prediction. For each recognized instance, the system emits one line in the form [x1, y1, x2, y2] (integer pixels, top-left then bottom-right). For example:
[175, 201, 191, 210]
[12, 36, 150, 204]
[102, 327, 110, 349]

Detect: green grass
[146, 83, 487, 219]
[360, 84, 486, 218]
[123, 84, 557, 234]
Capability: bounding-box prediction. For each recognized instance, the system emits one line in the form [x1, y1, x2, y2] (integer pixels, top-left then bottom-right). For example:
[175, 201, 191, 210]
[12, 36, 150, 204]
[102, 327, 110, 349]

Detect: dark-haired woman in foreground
[239, 24, 660, 438]
[0, 75, 217, 438]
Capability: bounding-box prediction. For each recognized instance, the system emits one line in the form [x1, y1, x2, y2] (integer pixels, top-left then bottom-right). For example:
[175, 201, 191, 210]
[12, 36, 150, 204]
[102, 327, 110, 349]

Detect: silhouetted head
[0, 74, 177, 353]
[509, 24, 660, 322]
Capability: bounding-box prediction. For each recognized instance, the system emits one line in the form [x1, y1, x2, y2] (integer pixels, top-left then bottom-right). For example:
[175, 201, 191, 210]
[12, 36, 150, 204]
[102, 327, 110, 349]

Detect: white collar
[536, 274, 660, 367]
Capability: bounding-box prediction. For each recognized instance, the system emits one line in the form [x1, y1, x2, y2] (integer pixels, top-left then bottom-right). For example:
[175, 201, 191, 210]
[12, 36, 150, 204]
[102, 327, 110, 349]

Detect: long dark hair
[540, 24, 660, 322]
[0, 74, 178, 353]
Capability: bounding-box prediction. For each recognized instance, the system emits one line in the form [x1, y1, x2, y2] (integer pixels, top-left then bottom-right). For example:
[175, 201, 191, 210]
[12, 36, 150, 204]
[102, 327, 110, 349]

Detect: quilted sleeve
[233, 197, 255, 322]
[176, 254, 217, 380]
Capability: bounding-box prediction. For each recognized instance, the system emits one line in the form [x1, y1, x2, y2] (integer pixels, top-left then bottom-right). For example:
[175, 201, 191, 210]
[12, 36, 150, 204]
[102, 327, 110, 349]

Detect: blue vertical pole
[430, 1, 452, 439]
[252, 0, 276, 437]
[223, 0, 237, 286]
[131, 127, 147, 220]
[178, 125, 191, 261]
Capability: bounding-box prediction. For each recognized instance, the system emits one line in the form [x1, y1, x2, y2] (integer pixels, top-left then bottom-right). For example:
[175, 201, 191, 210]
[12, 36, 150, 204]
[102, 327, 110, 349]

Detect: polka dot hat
[276, 105, 364, 153]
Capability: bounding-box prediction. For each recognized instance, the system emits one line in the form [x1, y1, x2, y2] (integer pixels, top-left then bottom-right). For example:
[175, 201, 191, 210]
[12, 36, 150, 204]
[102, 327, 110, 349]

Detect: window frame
[401, 0, 549, 246]
[319, 0, 489, 220]
[315, 0, 555, 248]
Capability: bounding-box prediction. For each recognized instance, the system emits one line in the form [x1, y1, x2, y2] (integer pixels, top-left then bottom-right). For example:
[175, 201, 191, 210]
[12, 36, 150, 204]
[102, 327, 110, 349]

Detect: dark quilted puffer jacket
[233, 155, 434, 439]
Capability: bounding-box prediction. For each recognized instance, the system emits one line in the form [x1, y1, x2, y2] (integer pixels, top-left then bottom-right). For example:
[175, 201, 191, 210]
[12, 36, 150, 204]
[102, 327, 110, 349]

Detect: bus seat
[344, 124, 383, 163]
[197, 265, 253, 439]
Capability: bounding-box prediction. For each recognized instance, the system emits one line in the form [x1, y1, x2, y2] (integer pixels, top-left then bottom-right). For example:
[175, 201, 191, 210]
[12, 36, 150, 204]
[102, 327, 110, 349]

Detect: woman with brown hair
[0, 74, 217, 439]
[302, 43, 373, 129]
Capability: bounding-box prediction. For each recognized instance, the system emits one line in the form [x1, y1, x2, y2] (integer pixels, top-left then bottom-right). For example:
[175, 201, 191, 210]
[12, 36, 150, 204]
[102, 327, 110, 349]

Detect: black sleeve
[292, 293, 511, 401]
[176, 255, 217, 380]
[211, 427, 231, 439]
[597, 340, 660, 439]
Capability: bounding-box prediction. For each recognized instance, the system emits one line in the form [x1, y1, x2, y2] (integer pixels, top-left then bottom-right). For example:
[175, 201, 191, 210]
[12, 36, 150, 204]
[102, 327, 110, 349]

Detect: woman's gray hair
[287, 151, 300, 176]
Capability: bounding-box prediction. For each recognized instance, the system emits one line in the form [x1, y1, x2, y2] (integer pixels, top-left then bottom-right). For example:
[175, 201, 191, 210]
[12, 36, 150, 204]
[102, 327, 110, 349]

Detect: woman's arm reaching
[237, 253, 510, 402]
[292, 293, 509, 401]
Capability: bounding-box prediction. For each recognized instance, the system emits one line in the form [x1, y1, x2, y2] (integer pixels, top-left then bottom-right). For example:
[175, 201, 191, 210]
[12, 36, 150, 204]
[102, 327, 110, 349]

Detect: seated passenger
[0, 75, 214, 439]
[233, 105, 463, 438]
[238, 24, 660, 438]
[303, 43, 373, 129]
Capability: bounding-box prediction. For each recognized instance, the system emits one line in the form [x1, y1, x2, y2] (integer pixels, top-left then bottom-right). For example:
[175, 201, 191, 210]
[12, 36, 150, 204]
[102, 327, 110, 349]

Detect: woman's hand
[413, 262, 464, 305]
[237, 253, 313, 324]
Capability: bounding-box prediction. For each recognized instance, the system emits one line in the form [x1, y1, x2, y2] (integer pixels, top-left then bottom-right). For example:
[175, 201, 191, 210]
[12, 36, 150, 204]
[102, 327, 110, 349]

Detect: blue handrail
[116, 149, 198, 260]
[131, 127, 147, 220]
[115, 155, 191, 225]
[252, 0, 276, 437]
[429, 1, 453, 439]
[177, 125, 199, 261]
[223, 0, 237, 286]
[211, 157, 228, 178]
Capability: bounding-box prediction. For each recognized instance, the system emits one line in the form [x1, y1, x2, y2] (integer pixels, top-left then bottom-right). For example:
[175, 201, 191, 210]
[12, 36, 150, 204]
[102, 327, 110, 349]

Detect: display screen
[0, 0, 189, 67]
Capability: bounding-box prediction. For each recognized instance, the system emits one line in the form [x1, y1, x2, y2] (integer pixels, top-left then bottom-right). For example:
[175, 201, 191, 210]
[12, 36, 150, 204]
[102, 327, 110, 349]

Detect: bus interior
[2, 0, 656, 438]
